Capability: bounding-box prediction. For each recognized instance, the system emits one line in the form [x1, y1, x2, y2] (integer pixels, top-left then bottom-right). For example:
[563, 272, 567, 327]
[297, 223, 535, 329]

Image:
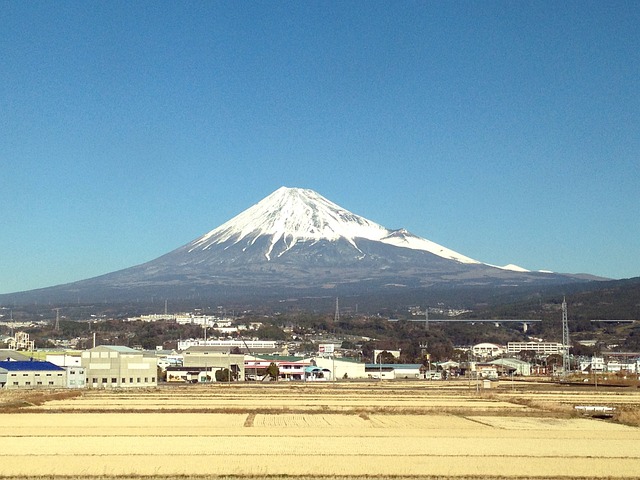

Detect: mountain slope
[1, 187, 600, 305]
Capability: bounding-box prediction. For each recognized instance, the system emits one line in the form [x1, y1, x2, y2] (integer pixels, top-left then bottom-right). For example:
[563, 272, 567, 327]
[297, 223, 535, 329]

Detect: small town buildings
[488, 358, 531, 376]
[81, 345, 157, 388]
[46, 353, 87, 388]
[245, 355, 310, 381]
[166, 366, 219, 383]
[435, 360, 460, 378]
[64, 365, 86, 388]
[0, 360, 66, 389]
[364, 363, 422, 380]
[471, 343, 504, 358]
[181, 347, 245, 381]
[156, 351, 183, 371]
[311, 357, 366, 380]
[473, 363, 499, 379]
[46, 353, 82, 367]
[507, 342, 565, 356]
[391, 364, 423, 379]
[365, 364, 394, 380]
[304, 365, 332, 381]
[6, 332, 35, 351]
[579, 356, 639, 374]
[177, 339, 280, 354]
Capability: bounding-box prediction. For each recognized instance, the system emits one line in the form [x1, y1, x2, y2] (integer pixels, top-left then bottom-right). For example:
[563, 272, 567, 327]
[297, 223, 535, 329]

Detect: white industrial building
[81, 345, 157, 388]
[177, 339, 279, 353]
[0, 360, 66, 389]
[312, 357, 366, 380]
[507, 342, 565, 355]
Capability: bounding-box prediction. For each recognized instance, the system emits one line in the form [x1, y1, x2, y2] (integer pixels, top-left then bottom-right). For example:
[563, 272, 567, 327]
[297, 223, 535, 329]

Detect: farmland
[1, 380, 640, 479]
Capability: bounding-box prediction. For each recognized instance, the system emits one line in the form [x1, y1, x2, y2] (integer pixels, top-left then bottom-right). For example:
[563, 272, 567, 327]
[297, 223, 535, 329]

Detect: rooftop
[0, 360, 64, 371]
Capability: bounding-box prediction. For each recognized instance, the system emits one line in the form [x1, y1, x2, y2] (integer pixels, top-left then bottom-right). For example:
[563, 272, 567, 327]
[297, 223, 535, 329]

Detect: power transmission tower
[424, 306, 429, 331]
[561, 297, 570, 375]
[53, 308, 61, 331]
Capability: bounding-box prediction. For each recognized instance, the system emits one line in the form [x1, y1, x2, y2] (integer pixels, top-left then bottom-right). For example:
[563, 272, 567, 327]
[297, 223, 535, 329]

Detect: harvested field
[1, 381, 639, 479]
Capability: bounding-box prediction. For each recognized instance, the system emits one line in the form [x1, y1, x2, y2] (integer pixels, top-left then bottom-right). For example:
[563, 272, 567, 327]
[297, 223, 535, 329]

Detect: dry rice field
[1, 380, 640, 480]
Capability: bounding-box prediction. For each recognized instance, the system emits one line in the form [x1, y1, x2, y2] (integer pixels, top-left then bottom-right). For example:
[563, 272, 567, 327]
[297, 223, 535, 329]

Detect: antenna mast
[334, 297, 339, 323]
[561, 297, 570, 375]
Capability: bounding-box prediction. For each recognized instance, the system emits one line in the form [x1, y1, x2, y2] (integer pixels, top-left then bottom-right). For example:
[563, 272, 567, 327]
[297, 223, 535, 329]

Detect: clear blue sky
[2, 1, 639, 294]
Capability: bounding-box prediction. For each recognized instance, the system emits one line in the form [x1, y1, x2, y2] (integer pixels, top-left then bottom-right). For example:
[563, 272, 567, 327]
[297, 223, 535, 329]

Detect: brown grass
[613, 406, 640, 427]
[1, 382, 640, 479]
[0, 476, 630, 480]
[0, 389, 82, 411]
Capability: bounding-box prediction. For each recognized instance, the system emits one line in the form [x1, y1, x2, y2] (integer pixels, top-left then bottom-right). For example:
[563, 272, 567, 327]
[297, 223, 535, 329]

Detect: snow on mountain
[189, 186, 480, 264]
[495, 263, 530, 272]
[379, 228, 479, 264]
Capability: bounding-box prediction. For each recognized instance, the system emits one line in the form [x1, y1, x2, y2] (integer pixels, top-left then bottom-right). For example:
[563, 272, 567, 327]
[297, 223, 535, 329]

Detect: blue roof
[0, 361, 64, 372]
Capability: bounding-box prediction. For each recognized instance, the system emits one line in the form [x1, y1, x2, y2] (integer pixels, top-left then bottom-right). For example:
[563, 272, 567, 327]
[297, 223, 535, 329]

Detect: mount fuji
[3, 187, 597, 305]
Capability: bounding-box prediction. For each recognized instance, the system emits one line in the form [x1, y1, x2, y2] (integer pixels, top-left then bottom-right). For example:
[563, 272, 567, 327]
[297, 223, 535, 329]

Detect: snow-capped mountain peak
[379, 228, 479, 264]
[190, 187, 389, 259]
[189, 186, 480, 264]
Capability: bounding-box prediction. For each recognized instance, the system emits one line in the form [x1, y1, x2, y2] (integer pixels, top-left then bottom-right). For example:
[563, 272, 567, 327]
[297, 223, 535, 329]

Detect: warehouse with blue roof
[0, 360, 66, 389]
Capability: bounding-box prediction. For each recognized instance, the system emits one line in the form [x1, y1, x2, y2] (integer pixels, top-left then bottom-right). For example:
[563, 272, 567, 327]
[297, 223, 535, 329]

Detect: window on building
[130, 377, 133, 383]
[13, 382, 18, 386]
[122, 378, 126, 383]
[137, 377, 141, 383]
[102, 378, 107, 383]
[111, 378, 117, 383]
[151, 377, 155, 383]
[144, 377, 148, 383]
[37, 381, 42, 385]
